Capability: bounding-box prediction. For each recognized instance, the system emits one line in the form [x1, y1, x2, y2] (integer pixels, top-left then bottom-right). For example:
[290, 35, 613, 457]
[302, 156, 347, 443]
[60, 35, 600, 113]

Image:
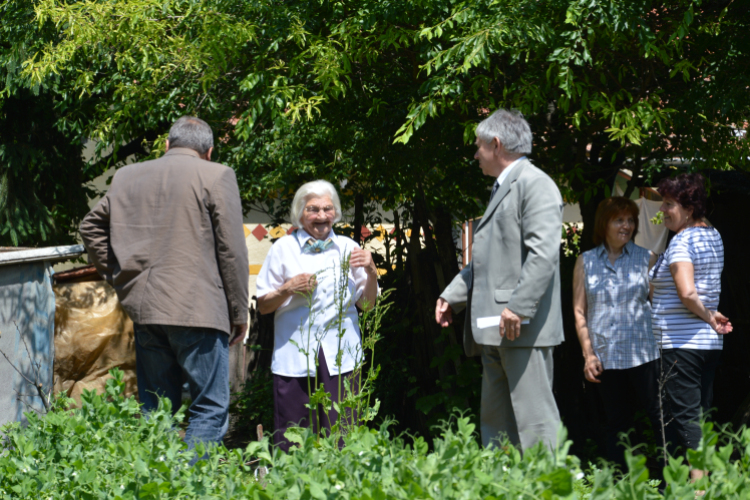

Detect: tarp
[634, 198, 669, 254]
[53, 280, 137, 403]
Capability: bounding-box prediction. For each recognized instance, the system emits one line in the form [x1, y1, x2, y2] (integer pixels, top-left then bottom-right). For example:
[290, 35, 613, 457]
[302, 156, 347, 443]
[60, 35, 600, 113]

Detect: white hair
[475, 109, 533, 154]
[290, 180, 343, 227]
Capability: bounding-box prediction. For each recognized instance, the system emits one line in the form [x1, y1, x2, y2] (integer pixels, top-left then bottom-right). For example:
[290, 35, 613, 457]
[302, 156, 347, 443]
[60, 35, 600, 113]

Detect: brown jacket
[80, 148, 249, 334]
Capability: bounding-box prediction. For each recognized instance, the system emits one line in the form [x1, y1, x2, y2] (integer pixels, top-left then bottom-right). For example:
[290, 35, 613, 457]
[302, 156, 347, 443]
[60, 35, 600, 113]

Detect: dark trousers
[599, 359, 663, 470]
[133, 324, 229, 449]
[273, 348, 358, 452]
[661, 348, 721, 455]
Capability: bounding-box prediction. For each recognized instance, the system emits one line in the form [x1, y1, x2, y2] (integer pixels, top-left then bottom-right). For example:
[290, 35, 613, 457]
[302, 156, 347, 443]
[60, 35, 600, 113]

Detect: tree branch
[88, 130, 160, 174]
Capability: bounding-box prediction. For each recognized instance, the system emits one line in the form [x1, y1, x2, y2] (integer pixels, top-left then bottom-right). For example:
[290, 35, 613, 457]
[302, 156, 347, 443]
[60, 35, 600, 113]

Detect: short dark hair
[656, 173, 707, 220]
[167, 116, 214, 155]
[593, 197, 640, 246]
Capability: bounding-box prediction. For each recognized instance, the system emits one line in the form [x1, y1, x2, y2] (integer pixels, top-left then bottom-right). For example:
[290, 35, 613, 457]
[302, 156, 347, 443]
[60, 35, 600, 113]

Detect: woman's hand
[257, 273, 317, 315]
[708, 311, 733, 334]
[282, 273, 317, 295]
[350, 247, 378, 276]
[352, 247, 379, 311]
[584, 355, 603, 383]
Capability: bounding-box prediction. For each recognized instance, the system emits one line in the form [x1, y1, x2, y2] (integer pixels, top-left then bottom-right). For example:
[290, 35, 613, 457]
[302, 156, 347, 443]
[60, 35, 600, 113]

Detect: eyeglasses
[304, 205, 335, 215]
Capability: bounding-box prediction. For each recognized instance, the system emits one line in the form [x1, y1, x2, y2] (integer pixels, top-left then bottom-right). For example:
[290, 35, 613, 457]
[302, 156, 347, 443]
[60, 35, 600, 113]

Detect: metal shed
[0, 245, 84, 427]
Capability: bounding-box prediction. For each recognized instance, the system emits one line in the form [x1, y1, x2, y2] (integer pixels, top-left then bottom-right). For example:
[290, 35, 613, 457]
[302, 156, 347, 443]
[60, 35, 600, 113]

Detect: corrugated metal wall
[0, 261, 55, 426]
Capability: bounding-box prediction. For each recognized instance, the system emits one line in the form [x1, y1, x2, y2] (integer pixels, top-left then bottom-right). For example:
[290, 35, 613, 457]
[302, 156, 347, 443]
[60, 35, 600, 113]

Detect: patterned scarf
[303, 238, 333, 254]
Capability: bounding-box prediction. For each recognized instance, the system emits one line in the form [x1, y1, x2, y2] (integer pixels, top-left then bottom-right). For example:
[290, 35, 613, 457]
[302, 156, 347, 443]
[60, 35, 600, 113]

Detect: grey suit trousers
[480, 346, 560, 451]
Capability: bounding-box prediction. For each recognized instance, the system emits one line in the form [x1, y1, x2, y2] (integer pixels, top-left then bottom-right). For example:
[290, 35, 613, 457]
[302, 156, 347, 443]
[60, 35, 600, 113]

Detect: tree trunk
[353, 193, 364, 243]
[427, 203, 464, 369]
[412, 198, 460, 381]
[393, 210, 404, 274]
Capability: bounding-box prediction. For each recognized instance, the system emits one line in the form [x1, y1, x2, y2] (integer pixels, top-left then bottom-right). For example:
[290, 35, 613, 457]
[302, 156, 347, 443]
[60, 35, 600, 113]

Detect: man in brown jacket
[80, 116, 249, 451]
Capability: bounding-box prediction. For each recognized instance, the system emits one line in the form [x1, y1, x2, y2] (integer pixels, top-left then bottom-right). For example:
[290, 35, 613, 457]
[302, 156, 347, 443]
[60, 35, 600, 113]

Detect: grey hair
[167, 116, 214, 155]
[290, 180, 343, 227]
[475, 109, 533, 154]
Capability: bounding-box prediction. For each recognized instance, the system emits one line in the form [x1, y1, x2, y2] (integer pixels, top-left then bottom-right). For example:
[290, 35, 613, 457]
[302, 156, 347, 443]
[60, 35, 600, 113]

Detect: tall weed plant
[286, 252, 391, 445]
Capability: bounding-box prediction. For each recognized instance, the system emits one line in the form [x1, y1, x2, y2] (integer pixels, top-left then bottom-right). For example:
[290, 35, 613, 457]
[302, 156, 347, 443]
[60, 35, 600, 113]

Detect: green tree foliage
[0, 0, 92, 246]
[0, 91, 90, 246]
[400, 0, 750, 247]
[7, 0, 750, 244]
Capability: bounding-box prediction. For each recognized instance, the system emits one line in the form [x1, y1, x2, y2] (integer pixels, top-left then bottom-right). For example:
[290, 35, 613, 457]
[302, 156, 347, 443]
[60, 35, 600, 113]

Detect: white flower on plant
[358, 451, 364, 456]
[158, 456, 165, 462]
[576, 472, 585, 480]
[72, 472, 77, 477]
[335, 483, 344, 491]
[502, 466, 509, 472]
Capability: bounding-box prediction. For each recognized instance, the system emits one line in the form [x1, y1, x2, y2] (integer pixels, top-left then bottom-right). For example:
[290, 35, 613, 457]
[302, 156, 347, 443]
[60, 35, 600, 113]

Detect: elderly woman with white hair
[256, 180, 378, 451]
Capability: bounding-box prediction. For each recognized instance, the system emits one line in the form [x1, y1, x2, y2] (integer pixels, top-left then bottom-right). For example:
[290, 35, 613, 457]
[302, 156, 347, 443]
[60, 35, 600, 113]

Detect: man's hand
[583, 355, 603, 383]
[229, 323, 248, 347]
[499, 308, 523, 341]
[350, 248, 378, 276]
[435, 298, 453, 327]
[283, 273, 317, 295]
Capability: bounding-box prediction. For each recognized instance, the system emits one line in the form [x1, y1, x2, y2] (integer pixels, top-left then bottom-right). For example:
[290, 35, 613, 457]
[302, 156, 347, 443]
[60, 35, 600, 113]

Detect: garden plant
[3, 258, 750, 499]
[4, 366, 750, 499]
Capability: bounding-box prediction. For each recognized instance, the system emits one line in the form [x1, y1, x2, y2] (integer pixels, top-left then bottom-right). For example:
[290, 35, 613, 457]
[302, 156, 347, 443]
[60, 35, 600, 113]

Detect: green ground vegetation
[3, 369, 750, 499]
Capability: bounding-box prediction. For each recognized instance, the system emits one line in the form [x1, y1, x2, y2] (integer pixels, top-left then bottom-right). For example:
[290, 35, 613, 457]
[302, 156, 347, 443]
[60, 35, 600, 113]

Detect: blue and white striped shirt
[650, 227, 724, 350]
[583, 241, 659, 370]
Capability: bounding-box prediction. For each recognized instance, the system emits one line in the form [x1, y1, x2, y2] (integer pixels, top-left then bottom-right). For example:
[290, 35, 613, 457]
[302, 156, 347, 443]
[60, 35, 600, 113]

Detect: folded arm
[671, 261, 732, 334]
[257, 273, 316, 315]
[351, 247, 378, 311]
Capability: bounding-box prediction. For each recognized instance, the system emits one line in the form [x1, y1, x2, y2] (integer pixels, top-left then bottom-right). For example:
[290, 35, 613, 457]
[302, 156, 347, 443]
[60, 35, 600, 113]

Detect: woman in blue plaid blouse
[573, 197, 662, 470]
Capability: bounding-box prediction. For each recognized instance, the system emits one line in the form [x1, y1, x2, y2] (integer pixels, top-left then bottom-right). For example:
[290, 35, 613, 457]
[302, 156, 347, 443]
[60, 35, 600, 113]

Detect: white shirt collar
[294, 228, 339, 249]
[495, 156, 526, 189]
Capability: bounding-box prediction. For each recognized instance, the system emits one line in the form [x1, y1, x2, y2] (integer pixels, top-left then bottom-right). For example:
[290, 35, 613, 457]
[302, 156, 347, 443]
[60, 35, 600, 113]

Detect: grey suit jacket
[440, 159, 564, 354]
[80, 148, 249, 335]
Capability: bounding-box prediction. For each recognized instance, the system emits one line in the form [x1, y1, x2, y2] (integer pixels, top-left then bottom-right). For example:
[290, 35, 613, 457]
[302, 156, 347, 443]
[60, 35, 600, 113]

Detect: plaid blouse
[582, 241, 659, 370]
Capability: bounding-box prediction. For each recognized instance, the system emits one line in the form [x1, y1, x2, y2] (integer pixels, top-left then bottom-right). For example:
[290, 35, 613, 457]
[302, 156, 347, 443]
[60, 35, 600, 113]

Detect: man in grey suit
[436, 109, 564, 451]
[80, 116, 249, 451]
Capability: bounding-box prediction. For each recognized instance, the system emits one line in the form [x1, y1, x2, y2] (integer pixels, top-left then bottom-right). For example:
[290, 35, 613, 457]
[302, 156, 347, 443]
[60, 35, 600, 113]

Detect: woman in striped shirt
[650, 173, 732, 480]
[573, 197, 662, 470]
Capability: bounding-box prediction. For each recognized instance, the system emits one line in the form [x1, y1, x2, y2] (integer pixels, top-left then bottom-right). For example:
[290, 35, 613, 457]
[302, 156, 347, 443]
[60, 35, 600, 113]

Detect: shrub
[4, 368, 750, 499]
[0, 369, 260, 499]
